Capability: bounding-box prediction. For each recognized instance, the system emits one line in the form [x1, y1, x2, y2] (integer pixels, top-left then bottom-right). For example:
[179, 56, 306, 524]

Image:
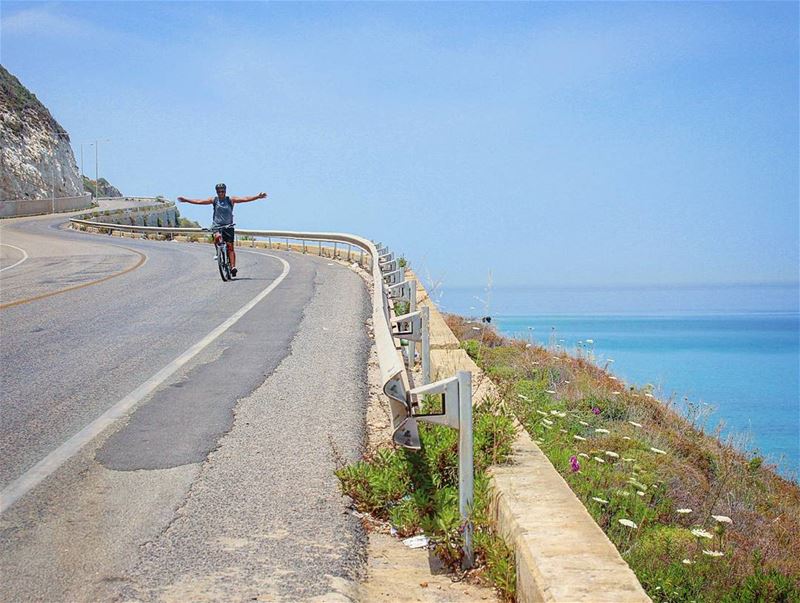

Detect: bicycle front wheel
[217, 247, 229, 281]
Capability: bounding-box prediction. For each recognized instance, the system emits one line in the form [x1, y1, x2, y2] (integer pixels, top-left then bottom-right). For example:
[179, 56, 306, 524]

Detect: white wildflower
[536, 410, 548, 416]
[595, 428, 610, 434]
[682, 559, 693, 565]
[702, 550, 725, 557]
[676, 508, 692, 514]
[542, 424, 552, 430]
[622, 457, 635, 462]
[691, 529, 713, 539]
[593, 456, 606, 463]
[612, 391, 621, 395]
[637, 491, 646, 497]
[712, 515, 733, 524]
[592, 497, 608, 504]
[628, 421, 643, 428]
[560, 429, 568, 434]
[605, 451, 620, 459]
[645, 393, 654, 398]
[579, 421, 590, 427]
[578, 453, 590, 459]
[542, 418, 553, 425]
[618, 518, 638, 529]
[650, 447, 667, 455]
[517, 394, 529, 401]
[545, 390, 556, 394]
[574, 435, 587, 441]
[550, 410, 560, 415]
[622, 436, 631, 440]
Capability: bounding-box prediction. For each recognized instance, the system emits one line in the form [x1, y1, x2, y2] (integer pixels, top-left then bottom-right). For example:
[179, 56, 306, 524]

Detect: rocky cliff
[83, 176, 122, 198]
[0, 65, 84, 201]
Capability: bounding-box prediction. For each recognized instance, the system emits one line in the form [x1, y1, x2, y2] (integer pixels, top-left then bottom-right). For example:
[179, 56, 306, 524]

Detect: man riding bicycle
[177, 183, 267, 277]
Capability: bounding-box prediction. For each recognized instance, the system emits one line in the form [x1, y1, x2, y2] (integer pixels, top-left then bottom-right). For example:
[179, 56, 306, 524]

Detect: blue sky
[2, 1, 798, 289]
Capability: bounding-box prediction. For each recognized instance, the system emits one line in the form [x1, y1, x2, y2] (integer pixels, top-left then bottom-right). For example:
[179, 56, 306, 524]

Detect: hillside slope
[0, 65, 83, 201]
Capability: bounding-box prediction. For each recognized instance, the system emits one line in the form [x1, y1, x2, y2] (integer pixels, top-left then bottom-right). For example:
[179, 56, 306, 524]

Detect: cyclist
[177, 184, 267, 277]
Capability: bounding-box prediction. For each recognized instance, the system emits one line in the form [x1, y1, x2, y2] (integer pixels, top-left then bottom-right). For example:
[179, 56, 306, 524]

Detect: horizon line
[440, 281, 800, 291]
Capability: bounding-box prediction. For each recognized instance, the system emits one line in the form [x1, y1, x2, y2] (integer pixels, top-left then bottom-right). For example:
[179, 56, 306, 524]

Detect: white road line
[0, 253, 290, 515]
[0, 243, 29, 273]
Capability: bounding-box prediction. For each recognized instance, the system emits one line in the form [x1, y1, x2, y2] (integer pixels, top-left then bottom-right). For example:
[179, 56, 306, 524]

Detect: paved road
[0, 208, 371, 601]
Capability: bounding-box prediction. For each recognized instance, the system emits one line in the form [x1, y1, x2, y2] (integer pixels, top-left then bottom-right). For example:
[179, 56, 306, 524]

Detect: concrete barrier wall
[91, 206, 178, 227]
[0, 194, 93, 218]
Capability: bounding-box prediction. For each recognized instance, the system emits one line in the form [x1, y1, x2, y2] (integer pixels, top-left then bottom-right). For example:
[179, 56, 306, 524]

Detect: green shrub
[461, 339, 480, 361]
[336, 404, 517, 599]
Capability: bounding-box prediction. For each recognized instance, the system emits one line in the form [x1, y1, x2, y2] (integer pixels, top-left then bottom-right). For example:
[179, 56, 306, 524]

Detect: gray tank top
[212, 196, 234, 227]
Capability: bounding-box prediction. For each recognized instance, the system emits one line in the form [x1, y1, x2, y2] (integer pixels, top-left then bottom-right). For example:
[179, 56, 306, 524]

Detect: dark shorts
[215, 226, 235, 243]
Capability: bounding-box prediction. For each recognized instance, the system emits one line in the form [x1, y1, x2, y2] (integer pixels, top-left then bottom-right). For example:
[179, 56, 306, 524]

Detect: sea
[436, 283, 800, 479]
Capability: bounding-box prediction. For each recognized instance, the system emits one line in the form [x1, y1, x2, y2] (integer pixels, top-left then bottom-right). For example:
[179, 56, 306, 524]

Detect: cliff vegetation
[447, 314, 799, 603]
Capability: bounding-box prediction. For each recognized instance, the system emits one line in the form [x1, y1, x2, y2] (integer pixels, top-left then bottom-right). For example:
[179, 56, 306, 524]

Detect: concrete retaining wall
[0, 194, 93, 218]
[92, 206, 179, 228]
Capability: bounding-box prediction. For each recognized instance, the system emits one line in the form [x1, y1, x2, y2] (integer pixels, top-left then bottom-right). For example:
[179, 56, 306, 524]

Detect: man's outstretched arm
[231, 192, 267, 204]
[177, 196, 214, 205]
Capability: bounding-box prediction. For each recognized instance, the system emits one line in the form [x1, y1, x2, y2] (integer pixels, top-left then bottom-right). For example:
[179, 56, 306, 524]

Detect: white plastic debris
[402, 535, 429, 549]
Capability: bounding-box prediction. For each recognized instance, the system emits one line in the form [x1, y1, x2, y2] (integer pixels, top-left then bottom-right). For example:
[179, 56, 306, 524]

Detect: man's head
[215, 183, 226, 197]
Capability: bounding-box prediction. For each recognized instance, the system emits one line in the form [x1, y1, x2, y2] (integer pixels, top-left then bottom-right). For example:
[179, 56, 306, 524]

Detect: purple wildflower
[569, 455, 580, 472]
[592, 406, 602, 415]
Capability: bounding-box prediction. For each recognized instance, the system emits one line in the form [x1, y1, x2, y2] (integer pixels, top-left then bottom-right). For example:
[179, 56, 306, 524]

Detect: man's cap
[215, 183, 226, 190]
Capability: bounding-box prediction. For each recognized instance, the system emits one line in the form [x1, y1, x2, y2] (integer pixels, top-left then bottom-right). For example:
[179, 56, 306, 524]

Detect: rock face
[0, 65, 84, 201]
[83, 176, 122, 198]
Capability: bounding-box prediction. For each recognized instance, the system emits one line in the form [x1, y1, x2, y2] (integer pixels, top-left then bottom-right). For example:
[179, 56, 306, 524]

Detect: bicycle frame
[204, 225, 234, 282]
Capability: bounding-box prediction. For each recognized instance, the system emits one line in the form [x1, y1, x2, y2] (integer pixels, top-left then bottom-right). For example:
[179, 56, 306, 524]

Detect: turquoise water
[437, 285, 799, 478]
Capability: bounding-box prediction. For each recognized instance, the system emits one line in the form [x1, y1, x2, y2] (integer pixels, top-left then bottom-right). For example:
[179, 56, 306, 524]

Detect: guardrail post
[422, 306, 430, 384]
[318, 241, 322, 256]
[410, 372, 474, 568]
[285, 237, 290, 251]
[347, 244, 352, 262]
[333, 242, 338, 259]
[360, 249, 365, 268]
[268, 237, 272, 249]
[458, 370, 474, 569]
[408, 280, 417, 369]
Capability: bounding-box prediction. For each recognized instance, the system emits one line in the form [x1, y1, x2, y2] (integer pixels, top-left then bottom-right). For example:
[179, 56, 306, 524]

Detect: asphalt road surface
[0, 206, 371, 601]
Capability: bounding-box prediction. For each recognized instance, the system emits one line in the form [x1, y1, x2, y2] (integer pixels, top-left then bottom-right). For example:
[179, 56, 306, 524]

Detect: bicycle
[203, 224, 235, 282]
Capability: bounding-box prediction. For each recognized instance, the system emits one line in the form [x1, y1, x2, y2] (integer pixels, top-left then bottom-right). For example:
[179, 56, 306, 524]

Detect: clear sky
[2, 1, 798, 288]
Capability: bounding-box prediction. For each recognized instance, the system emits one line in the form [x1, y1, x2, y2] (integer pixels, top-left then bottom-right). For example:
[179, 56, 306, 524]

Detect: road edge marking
[0, 254, 291, 515]
[0, 243, 29, 273]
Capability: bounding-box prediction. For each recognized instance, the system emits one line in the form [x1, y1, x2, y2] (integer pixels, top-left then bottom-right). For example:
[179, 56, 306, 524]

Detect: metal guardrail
[94, 196, 169, 203]
[70, 216, 474, 566]
[69, 218, 422, 450]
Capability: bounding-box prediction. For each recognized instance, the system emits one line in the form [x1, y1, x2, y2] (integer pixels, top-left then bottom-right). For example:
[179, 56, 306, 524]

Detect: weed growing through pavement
[335, 398, 518, 601]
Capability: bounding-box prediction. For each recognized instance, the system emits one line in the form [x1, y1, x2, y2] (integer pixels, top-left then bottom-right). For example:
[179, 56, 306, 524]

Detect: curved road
[0, 207, 371, 602]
